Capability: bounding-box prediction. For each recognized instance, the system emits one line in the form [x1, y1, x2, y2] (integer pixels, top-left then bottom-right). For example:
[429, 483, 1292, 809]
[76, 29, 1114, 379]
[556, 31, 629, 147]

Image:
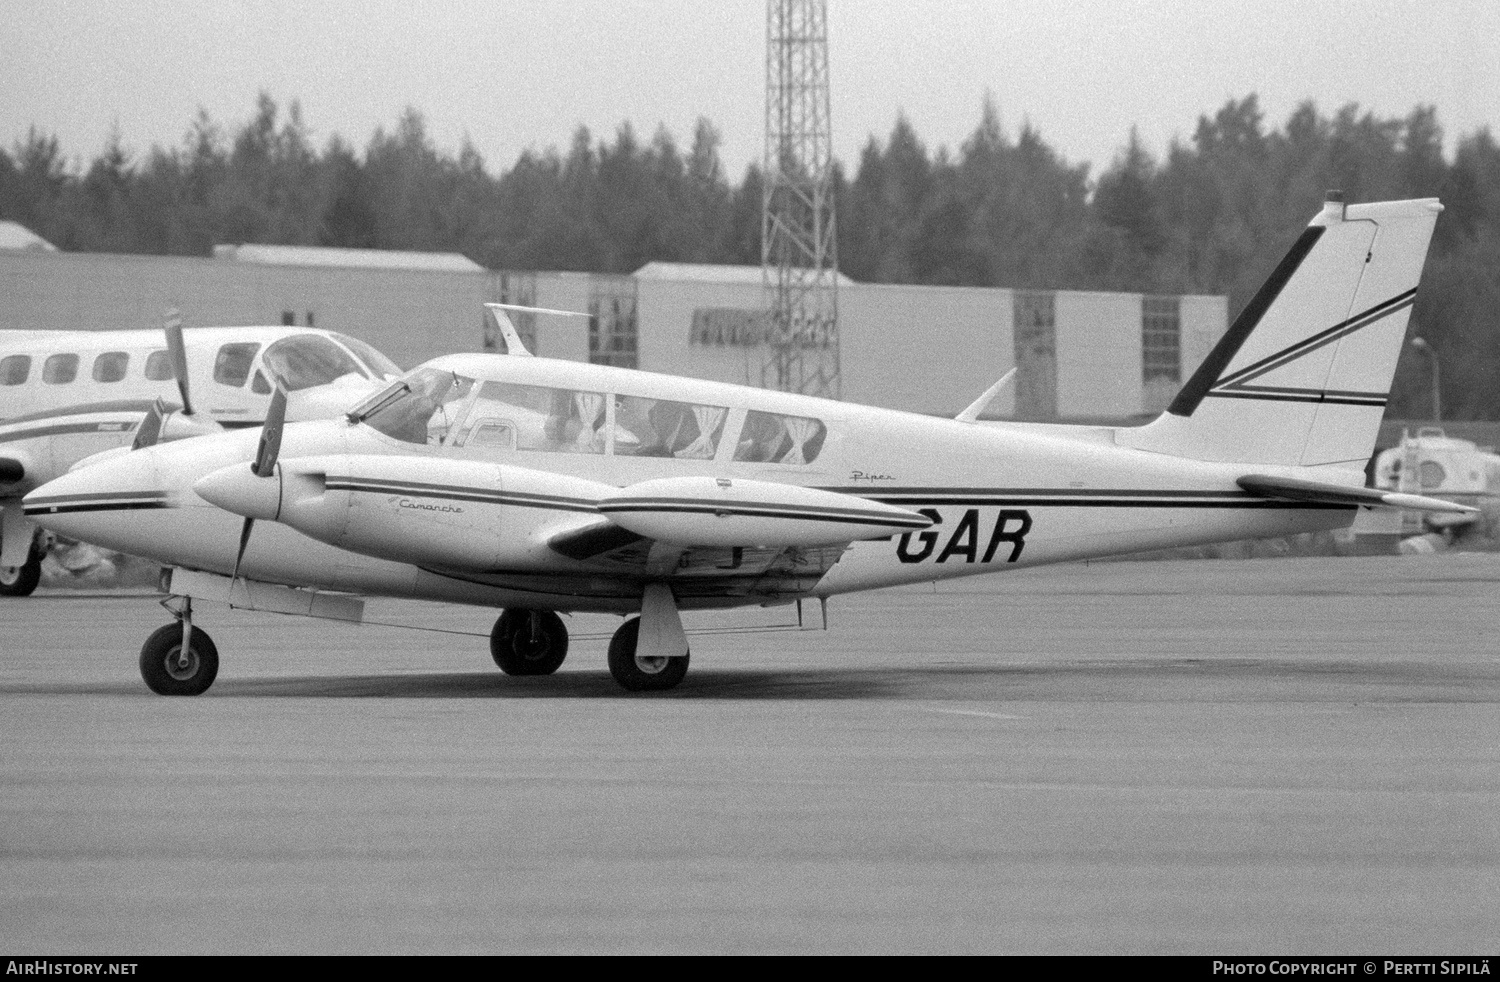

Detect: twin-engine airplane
[0, 315, 400, 594]
[25, 195, 1468, 693]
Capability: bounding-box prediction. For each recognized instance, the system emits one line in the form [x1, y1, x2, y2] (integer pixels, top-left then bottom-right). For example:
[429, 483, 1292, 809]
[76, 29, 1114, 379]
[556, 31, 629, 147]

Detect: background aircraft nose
[22, 446, 167, 546]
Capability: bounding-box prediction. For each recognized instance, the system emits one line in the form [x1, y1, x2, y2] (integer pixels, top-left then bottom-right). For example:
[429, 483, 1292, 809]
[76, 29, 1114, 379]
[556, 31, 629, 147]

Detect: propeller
[133, 309, 221, 450]
[230, 382, 288, 590]
[131, 398, 167, 451]
[163, 309, 194, 417]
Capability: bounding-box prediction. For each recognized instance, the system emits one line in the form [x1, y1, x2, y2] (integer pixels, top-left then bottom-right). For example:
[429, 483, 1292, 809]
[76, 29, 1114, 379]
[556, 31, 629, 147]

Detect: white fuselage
[25, 353, 1356, 614]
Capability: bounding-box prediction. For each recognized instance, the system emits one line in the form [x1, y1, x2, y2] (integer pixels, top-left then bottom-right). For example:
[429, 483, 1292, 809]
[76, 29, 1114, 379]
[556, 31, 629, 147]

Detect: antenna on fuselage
[483, 303, 592, 358]
[955, 369, 1017, 423]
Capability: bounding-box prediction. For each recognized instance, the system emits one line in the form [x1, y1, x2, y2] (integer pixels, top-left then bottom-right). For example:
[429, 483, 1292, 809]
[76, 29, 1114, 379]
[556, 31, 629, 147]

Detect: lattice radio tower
[761, 0, 840, 398]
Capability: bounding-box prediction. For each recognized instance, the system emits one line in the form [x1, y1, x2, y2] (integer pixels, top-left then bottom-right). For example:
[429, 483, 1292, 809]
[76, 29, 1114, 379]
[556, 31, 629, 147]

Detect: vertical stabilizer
[1119, 195, 1441, 467]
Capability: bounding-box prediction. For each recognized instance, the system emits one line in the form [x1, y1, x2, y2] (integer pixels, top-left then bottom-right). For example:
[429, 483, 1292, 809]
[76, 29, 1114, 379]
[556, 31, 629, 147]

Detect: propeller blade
[252, 385, 287, 477]
[230, 515, 255, 586]
[131, 398, 168, 450]
[164, 309, 193, 417]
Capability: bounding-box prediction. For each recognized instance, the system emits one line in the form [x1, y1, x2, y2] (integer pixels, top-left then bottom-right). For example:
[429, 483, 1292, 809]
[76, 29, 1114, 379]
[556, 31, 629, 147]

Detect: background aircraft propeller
[130, 398, 168, 451]
[163, 309, 195, 418]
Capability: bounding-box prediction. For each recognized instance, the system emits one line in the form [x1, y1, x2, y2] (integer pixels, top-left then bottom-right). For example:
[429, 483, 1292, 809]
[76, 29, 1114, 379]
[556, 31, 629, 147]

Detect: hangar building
[0, 236, 1226, 420]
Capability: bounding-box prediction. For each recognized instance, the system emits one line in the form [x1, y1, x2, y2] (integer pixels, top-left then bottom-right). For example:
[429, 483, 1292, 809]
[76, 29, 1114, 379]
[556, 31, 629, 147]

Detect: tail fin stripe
[1216, 288, 1417, 388]
[1168, 226, 1326, 418]
[1205, 389, 1387, 407]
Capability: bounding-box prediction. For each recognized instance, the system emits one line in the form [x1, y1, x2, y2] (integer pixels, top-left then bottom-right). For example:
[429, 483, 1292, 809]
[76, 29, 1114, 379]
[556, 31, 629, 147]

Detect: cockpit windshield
[353, 367, 474, 445]
[262, 335, 367, 391]
[331, 332, 402, 379]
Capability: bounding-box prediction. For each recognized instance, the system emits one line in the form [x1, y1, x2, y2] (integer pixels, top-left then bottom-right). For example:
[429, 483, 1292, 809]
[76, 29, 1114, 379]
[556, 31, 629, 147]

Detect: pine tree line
[2, 93, 1497, 417]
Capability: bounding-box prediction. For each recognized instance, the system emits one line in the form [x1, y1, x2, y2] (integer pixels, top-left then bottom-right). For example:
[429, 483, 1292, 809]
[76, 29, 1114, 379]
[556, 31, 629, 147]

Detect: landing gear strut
[490, 608, 569, 676]
[0, 534, 43, 598]
[607, 618, 690, 692]
[139, 600, 219, 696]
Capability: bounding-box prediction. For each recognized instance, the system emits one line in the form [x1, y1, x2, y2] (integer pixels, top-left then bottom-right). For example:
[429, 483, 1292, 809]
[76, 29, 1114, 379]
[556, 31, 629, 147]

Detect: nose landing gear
[140, 596, 218, 695]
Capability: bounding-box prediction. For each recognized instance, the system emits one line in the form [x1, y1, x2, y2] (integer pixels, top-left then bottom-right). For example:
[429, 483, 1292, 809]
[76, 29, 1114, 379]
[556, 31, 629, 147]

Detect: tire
[139, 623, 220, 696]
[0, 538, 43, 597]
[606, 617, 689, 692]
[490, 609, 568, 676]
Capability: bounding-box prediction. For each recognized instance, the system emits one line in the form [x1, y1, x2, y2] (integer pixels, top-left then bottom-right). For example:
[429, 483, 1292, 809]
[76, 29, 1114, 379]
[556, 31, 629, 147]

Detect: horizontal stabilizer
[1237, 474, 1477, 514]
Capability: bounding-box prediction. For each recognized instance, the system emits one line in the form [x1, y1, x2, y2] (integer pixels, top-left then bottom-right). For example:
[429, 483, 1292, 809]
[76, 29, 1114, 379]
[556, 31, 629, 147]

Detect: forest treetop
[3, 92, 1497, 418]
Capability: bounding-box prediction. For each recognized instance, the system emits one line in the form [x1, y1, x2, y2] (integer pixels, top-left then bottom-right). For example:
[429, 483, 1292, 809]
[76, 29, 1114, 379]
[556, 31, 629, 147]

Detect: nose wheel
[607, 618, 689, 692]
[490, 609, 569, 676]
[139, 622, 219, 695]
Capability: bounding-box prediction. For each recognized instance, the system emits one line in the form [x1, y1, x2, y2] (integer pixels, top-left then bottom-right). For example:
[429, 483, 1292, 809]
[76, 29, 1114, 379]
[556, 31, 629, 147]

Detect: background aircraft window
[43, 354, 79, 385]
[0, 355, 31, 386]
[459, 382, 605, 454]
[92, 351, 129, 383]
[360, 368, 472, 445]
[733, 410, 827, 464]
[614, 396, 727, 459]
[213, 343, 261, 387]
[331, 332, 402, 379]
[144, 350, 174, 381]
[262, 335, 366, 391]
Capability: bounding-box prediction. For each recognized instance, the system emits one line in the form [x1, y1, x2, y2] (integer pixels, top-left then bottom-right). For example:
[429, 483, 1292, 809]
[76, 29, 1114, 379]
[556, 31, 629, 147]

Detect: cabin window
[613, 396, 727, 459]
[0, 355, 31, 385]
[733, 410, 827, 464]
[262, 335, 366, 391]
[251, 371, 272, 395]
[92, 351, 129, 383]
[456, 381, 606, 454]
[42, 354, 79, 385]
[144, 350, 174, 381]
[213, 343, 261, 387]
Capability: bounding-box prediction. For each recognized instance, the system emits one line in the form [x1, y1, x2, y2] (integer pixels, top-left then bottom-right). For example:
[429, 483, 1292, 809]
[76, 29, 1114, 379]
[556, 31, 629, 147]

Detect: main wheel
[606, 617, 689, 692]
[0, 537, 43, 597]
[490, 609, 568, 676]
[139, 623, 220, 696]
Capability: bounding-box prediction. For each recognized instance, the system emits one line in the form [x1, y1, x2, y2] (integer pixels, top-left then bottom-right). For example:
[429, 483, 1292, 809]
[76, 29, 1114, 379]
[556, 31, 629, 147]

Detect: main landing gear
[0, 533, 43, 598]
[490, 608, 569, 676]
[140, 599, 218, 695]
[607, 618, 689, 692]
[490, 588, 692, 693]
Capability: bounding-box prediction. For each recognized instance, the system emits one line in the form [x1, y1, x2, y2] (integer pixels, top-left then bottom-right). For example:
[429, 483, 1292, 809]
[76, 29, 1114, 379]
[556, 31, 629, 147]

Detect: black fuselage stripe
[23, 489, 172, 505]
[875, 498, 1351, 510]
[600, 505, 931, 527]
[24, 501, 168, 516]
[602, 496, 920, 520]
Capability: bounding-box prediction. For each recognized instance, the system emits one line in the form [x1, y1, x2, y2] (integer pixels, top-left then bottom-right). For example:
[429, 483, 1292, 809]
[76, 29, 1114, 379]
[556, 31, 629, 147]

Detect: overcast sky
[4, 0, 1498, 180]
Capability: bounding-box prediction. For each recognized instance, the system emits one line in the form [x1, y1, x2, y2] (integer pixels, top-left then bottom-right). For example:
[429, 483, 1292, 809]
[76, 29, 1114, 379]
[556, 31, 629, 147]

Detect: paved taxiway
[2, 555, 1498, 954]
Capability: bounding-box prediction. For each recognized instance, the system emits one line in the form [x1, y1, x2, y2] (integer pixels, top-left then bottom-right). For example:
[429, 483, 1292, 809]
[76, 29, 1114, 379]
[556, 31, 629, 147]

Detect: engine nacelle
[196, 453, 615, 572]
